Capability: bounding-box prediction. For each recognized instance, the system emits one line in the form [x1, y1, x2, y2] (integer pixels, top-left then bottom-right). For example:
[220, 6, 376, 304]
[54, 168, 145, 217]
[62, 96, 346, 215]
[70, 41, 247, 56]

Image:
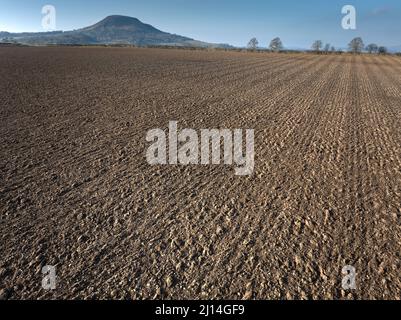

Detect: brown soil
[0, 47, 400, 300]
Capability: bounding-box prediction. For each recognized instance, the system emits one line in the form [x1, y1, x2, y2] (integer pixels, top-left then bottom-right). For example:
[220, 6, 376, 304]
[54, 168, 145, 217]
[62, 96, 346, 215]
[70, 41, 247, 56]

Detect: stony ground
[0, 47, 400, 300]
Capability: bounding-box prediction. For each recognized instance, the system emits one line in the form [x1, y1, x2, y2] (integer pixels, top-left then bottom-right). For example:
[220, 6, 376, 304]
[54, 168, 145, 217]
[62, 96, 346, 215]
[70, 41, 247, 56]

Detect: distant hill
[0, 15, 232, 48]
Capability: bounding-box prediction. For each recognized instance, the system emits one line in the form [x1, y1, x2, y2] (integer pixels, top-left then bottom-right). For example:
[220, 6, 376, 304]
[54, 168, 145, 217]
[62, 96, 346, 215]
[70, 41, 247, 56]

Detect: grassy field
[0, 47, 400, 299]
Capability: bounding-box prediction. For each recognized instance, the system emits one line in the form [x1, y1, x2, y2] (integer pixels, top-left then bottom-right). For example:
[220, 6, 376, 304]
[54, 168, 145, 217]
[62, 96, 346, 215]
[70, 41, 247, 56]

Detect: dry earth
[0, 47, 401, 300]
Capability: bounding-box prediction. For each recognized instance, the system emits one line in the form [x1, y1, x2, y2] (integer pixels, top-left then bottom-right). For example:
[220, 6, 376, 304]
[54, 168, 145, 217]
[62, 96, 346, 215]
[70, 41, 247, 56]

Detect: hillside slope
[0, 15, 231, 48]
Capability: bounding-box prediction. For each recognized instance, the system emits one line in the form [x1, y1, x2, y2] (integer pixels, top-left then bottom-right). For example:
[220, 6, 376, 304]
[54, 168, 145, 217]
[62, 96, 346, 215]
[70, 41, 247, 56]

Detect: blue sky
[0, 0, 400, 48]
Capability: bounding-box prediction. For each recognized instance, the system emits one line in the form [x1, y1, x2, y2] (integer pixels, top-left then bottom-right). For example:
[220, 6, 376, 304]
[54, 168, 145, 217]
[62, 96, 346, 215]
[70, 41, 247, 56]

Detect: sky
[0, 0, 400, 48]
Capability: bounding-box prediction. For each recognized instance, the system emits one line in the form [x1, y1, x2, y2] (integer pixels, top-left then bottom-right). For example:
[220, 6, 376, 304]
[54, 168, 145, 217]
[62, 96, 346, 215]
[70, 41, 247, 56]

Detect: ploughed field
[1, 47, 401, 299]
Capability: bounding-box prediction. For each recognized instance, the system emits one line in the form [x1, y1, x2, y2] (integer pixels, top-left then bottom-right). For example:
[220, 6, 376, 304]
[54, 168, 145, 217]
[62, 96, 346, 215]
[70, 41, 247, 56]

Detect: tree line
[247, 37, 283, 52]
[247, 37, 389, 54]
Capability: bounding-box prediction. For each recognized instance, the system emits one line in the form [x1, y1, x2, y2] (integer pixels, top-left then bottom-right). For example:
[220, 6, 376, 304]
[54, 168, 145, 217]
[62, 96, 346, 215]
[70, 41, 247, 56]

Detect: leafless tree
[348, 37, 364, 54]
[378, 46, 388, 55]
[311, 40, 323, 53]
[269, 37, 283, 52]
[366, 43, 378, 54]
[247, 37, 259, 51]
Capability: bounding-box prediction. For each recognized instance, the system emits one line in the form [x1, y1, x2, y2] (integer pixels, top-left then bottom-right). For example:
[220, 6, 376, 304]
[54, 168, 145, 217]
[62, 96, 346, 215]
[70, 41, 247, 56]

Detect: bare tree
[378, 46, 388, 55]
[366, 43, 378, 54]
[331, 46, 336, 53]
[348, 37, 364, 54]
[269, 37, 283, 52]
[311, 40, 323, 53]
[247, 37, 259, 51]
[324, 43, 331, 54]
